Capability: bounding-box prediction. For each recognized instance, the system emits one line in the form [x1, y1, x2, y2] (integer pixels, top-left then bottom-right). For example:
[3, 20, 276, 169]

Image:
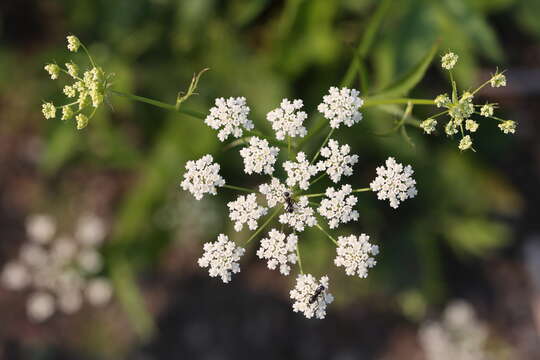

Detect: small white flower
[259, 178, 288, 208]
[75, 214, 107, 246]
[62, 106, 74, 121]
[57, 290, 83, 314]
[266, 98, 308, 140]
[445, 121, 459, 136]
[434, 94, 451, 108]
[290, 274, 334, 319]
[85, 278, 113, 306]
[227, 193, 268, 232]
[239, 137, 279, 175]
[317, 185, 359, 229]
[458, 135, 473, 151]
[1, 262, 31, 290]
[318, 87, 363, 129]
[77, 249, 103, 273]
[76, 114, 89, 130]
[334, 234, 378, 278]
[67, 35, 81, 52]
[198, 234, 245, 283]
[498, 120, 516, 134]
[44, 64, 60, 80]
[27, 292, 55, 322]
[480, 104, 494, 117]
[42, 102, 56, 119]
[181, 154, 225, 200]
[283, 152, 318, 190]
[65, 62, 79, 78]
[26, 214, 56, 244]
[279, 196, 317, 232]
[370, 157, 417, 209]
[316, 139, 358, 183]
[256, 229, 298, 275]
[20, 243, 49, 268]
[490, 72, 506, 88]
[63, 85, 76, 98]
[420, 119, 437, 134]
[441, 52, 458, 70]
[204, 97, 254, 142]
[465, 120, 479, 132]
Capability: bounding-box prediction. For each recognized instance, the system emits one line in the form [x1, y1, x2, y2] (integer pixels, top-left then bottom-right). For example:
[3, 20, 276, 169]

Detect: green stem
[223, 184, 257, 193]
[245, 206, 281, 245]
[80, 43, 96, 69]
[310, 128, 334, 165]
[304, 192, 326, 198]
[352, 187, 371, 193]
[296, 240, 304, 274]
[363, 98, 435, 107]
[309, 172, 326, 187]
[315, 224, 338, 246]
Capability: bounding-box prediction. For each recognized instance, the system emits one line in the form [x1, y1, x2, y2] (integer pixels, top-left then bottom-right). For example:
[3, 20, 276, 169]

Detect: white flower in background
[65, 62, 79, 78]
[76, 114, 89, 130]
[239, 137, 279, 175]
[204, 97, 254, 142]
[434, 94, 450, 108]
[318, 87, 363, 129]
[42, 102, 56, 119]
[420, 118, 437, 134]
[58, 290, 83, 314]
[490, 72, 506, 88]
[318, 185, 359, 229]
[279, 196, 317, 232]
[283, 152, 318, 190]
[480, 104, 494, 117]
[458, 135, 473, 151]
[1, 262, 31, 290]
[256, 229, 298, 275]
[227, 193, 268, 232]
[198, 234, 245, 283]
[20, 243, 49, 268]
[499, 120, 516, 134]
[316, 139, 358, 183]
[441, 52, 458, 70]
[370, 157, 417, 209]
[266, 98, 308, 140]
[419, 300, 490, 360]
[27, 292, 56, 322]
[465, 120, 479, 132]
[44, 63, 60, 80]
[334, 234, 378, 278]
[290, 274, 333, 319]
[77, 248, 103, 273]
[75, 213, 107, 246]
[259, 178, 288, 208]
[181, 154, 225, 200]
[67, 35, 80, 52]
[85, 278, 113, 306]
[26, 214, 56, 244]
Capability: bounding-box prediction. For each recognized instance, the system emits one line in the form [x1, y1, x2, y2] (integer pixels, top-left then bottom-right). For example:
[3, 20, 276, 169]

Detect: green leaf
[371, 41, 439, 98]
[42, 124, 80, 175]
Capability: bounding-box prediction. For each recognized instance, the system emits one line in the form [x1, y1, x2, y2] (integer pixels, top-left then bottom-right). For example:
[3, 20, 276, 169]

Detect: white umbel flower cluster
[290, 274, 334, 319]
[316, 139, 358, 183]
[334, 234, 378, 278]
[279, 196, 317, 232]
[266, 98, 308, 140]
[318, 185, 359, 229]
[227, 193, 268, 232]
[259, 178, 288, 208]
[205, 97, 254, 142]
[318, 87, 363, 129]
[0, 213, 112, 322]
[283, 152, 318, 190]
[198, 234, 245, 283]
[181, 154, 225, 200]
[370, 157, 417, 209]
[441, 52, 458, 70]
[239, 137, 279, 175]
[256, 229, 298, 275]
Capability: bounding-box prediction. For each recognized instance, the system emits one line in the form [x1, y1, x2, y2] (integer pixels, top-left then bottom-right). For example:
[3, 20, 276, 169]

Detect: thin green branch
[315, 224, 338, 246]
[310, 128, 334, 165]
[296, 240, 304, 274]
[363, 98, 435, 107]
[223, 184, 257, 193]
[245, 206, 281, 245]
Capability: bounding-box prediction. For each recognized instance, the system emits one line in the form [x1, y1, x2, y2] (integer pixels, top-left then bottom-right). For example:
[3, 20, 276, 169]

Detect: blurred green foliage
[1, 0, 533, 335]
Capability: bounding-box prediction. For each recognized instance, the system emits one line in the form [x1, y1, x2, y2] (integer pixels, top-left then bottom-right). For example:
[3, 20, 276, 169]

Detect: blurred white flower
[181, 154, 225, 200]
[26, 214, 56, 244]
[257, 229, 297, 275]
[370, 157, 417, 209]
[266, 98, 308, 140]
[27, 292, 55, 322]
[1, 262, 31, 290]
[75, 214, 107, 246]
[66, 35, 80, 52]
[204, 97, 254, 141]
[290, 274, 333, 319]
[85, 278, 113, 306]
[318, 87, 363, 129]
